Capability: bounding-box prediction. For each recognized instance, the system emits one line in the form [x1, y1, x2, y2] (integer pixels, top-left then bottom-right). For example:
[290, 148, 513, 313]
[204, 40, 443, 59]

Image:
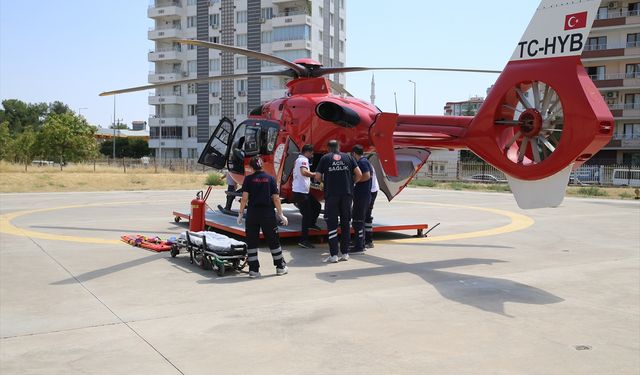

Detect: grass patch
[576, 186, 608, 197]
[619, 192, 635, 199]
[448, 182, 479, 190]
[410, 179, 437, 187]
[205, 173, 225, 186]
[485, 184, 511, 192]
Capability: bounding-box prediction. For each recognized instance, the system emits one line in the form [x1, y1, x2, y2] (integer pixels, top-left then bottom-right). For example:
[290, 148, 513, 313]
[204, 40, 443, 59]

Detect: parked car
[464, 174, 507, 183]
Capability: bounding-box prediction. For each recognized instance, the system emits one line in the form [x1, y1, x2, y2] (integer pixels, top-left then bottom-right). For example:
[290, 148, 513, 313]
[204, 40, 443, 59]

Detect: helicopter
[101, 0, 612, 210]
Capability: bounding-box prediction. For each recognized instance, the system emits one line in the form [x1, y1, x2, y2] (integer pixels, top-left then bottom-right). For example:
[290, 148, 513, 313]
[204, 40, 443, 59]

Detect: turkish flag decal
[564, 11, 588, 30]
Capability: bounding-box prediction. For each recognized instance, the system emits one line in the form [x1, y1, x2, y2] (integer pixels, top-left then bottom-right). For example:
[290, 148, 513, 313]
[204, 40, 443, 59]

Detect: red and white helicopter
[102, 0, 612, 209]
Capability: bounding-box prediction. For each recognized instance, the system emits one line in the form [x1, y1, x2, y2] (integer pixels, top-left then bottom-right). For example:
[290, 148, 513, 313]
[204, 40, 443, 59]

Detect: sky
[0, 0, 540, 128]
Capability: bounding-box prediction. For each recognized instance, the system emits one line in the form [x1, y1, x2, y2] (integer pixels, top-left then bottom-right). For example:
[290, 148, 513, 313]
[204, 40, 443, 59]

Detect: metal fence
[31, 158, 640, 186]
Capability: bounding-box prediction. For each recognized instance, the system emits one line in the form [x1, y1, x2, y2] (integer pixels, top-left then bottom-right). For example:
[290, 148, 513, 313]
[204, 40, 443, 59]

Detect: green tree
[7, 128, 39, 171]
[0, 99, 48, 134]
[0, 121, 11, 160]
[49, 101, 72, 116]
[99, 138, 130, 158]
[128, 138, 150, 158]
[40, 113, 97, 169]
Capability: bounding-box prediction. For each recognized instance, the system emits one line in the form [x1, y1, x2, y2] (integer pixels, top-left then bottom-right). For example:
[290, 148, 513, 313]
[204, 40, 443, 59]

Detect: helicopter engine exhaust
[315, 101, 360, 128]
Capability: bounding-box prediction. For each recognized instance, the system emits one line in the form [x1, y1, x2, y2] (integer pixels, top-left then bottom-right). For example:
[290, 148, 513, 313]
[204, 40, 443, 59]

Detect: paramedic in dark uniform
[315, 140, 362, 263]
[365, 162, 379, 248]
[237, 156, 289, 278]
[293, 144, 321, 249]
[350, 145, 372, 255]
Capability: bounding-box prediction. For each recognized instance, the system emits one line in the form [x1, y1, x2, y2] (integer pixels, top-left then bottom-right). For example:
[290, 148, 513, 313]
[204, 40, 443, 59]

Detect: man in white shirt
[293, 144, 321, 248]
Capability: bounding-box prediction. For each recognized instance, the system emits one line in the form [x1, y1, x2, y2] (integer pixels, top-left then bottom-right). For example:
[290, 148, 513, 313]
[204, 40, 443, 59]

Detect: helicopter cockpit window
[243, 125, 261, 155]
[265, 127, 278, 153]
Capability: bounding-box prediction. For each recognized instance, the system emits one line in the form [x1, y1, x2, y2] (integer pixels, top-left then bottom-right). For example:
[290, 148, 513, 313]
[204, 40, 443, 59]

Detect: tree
[0, 121, 11, 160]
[128, 138, 151, 158]
[0, 99, 48, 134]
[49, 101, 72, 116]
[40, 113, 98, 169]
[7, 128, 39, 171]
[98, 138, 150, 158]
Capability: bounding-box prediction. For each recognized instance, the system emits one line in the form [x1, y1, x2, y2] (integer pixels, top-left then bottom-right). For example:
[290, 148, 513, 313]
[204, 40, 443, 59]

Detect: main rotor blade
[176, 39, 307, 76]
[99, 71, 290, 96]
[314, 66, 502, 76]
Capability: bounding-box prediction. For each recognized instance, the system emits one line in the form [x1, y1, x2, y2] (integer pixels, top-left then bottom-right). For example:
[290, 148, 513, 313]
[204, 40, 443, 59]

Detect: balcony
[148, 24, 182, 40]
[148, 70, 186, 83]
[148, 2, 181, 18]
[148, 93, 184, 105]
[271, 39, 311, 51]
[604, 132, 640, 149]
[149, 117, 184, 127]
[149, 138, 183, 149]
[593, 9, 640, 28]
[148, 47, 183, 62]
[588, 72, 640, 88]
[271, 12, 311, 27]
[608, 103, 640, 119]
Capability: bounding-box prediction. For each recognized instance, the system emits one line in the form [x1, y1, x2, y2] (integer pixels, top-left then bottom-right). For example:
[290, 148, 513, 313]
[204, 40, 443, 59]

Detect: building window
[236, 10, 247, 23]
[209, 58, 220, 71]
[340, 0, 345, 9]
[585, 36, 607, 51]
[630, 3, 640, 16]
[187, 0, 196, 5]
[261, 78, 273, 90]
[236, 79, 247, 93]
[623, 123, 640, 139]
[209, 0, 220, 5]
[597, 6, 608, 20]
[209, 14, 220, 28]
[209, 36, 219, 43]
[236, 34, 247, 46]
[330, 36, 334, 48]
[236, 56, 247, 70]
[187, 83, 197, 94]
[330, 13, 334, 26]
[188, 105, 197, 116]
[209, 81, 220, 95]
[187, 16, 196, 28]
[187, 60, 196, 74]
[261, 7, 274, 20]
[209, 103, 221, 116]
[624, 93, 640, 109]
[627, 33, 640, 48]
[319, 30, 323, 41]
[626, 64, 640, 78]
[340, 18, 344, 31]
[586, 66, 606, 80]
[273, 25, 311, 42]
[261, 31, 272, 43]
[318, 6, 323, 16]
[187, 126, 197, 138]
[236, 102, 248, 115]
[172, 85, 181, 96]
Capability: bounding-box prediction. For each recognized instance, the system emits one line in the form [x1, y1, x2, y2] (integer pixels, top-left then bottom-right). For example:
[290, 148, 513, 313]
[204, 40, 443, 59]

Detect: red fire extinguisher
[190, 191, 206, 232]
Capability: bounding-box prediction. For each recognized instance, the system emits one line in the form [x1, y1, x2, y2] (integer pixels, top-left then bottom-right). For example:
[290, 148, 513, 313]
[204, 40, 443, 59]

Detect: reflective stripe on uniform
[247, 248, 258, 255]
[248, 256, 259, 261]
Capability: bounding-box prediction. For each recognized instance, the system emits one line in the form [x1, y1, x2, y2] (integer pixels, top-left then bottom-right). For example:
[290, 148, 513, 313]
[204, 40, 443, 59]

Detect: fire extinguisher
[190, 191, 206, 232]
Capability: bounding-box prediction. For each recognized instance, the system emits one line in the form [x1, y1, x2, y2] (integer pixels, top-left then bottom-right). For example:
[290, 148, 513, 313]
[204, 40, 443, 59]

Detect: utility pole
[112, 96, 116, 160]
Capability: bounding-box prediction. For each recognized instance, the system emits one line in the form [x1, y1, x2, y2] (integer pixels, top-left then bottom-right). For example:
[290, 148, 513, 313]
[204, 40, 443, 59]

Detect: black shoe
[365, 242, 374, 249]
[309, 225, 322, 231]
[298, 241, 315, 249]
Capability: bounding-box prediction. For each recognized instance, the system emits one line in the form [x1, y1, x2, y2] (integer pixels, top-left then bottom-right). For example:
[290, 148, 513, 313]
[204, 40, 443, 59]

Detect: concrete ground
[0, 188, 638, 375]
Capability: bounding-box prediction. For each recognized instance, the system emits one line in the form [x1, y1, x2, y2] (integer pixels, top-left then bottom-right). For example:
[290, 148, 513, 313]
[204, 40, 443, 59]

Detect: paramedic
[315, 140, 362, 263]
[237, 156, 289, 278]
[364, 163, 379, 248]
[350, 145, 372, 255]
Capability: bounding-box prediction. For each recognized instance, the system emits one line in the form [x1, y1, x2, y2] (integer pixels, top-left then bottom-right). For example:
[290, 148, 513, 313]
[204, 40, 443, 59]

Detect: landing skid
[217, 204, 240, 217]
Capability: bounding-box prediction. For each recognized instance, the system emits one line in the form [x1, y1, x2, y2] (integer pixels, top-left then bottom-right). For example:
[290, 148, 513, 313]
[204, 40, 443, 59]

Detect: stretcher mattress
[180, 231, 246, 252]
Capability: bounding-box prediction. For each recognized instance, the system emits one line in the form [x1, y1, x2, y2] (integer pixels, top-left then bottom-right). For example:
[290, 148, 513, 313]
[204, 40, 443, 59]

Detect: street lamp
[408, 80, 416, 115]
[112, 96, 116, 160]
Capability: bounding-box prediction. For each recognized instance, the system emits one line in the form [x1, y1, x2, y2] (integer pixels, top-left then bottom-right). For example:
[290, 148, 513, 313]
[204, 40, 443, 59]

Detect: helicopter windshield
[227, 119, 280, 173]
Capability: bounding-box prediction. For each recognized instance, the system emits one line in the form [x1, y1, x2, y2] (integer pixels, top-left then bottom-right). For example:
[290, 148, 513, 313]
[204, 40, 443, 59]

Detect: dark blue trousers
[245, 207, 285, 272]
[324, 195, 352, 256]
[351, 192, 371, 252]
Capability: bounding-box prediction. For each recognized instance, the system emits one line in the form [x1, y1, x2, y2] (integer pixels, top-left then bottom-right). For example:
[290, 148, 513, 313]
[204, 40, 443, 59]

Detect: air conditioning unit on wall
[608, 1, 619, 9]
[606, 91, 618, 99]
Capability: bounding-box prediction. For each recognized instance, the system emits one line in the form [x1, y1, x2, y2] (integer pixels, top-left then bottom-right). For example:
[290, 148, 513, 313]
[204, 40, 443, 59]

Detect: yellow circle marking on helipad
[382, 201, 535, 243]
[0, 200, 179, 245]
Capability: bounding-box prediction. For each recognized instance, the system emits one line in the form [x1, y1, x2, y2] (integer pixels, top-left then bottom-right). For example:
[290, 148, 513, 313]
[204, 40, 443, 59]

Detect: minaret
[370, 74, 376, 105]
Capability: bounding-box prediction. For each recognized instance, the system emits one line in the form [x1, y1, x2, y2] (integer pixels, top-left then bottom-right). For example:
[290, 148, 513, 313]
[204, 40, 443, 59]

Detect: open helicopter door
[197, 117, 234, 169]
[368, 148, 430, 201]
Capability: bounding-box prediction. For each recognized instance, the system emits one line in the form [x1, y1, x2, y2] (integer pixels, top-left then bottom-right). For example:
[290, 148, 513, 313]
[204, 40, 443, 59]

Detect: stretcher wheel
[170, 244, 179, 258]
[192, 250, 210, 270]
[174, 216, 181, 223]
[216, 263, 226, 277]
[233, 259, 246, 271]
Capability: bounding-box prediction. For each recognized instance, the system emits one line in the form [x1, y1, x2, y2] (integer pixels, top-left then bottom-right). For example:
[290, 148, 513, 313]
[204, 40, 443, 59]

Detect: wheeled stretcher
[170, 231, 247, 276]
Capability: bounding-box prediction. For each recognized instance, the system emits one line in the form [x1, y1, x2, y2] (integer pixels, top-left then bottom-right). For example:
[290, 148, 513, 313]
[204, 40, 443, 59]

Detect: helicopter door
[197, 117, 234, 169]
[368, 148, 431, 201]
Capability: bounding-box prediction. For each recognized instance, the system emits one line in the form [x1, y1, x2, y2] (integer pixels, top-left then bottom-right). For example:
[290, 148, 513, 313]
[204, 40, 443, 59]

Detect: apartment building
[147, 0, 346, 159]
[583, 0, 640, 165]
